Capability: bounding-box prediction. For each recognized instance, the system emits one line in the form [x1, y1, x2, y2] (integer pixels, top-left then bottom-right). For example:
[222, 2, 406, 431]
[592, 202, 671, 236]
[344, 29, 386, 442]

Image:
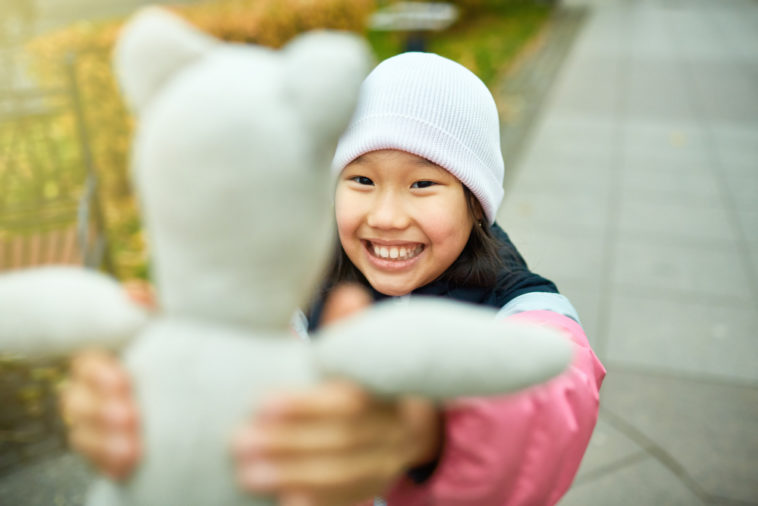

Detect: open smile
[361, 240, 424, 264]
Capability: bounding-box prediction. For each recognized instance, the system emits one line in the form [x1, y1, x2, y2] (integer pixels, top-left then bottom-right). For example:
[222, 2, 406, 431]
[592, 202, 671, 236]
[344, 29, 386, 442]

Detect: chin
[369, 278, 414, 297]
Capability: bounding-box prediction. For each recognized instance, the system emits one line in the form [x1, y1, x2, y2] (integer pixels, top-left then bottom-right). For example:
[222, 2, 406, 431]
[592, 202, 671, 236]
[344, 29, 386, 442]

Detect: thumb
[123, 280, 156, 309]
[320, 283, 372, 326]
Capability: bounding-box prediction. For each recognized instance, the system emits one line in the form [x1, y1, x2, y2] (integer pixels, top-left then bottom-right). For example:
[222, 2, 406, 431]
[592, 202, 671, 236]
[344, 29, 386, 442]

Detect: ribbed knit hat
[332, 52, 504, 224]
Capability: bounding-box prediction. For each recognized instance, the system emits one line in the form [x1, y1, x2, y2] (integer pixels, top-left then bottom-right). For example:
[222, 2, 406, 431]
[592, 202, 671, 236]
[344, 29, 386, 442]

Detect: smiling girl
[62, 52, 605, 506]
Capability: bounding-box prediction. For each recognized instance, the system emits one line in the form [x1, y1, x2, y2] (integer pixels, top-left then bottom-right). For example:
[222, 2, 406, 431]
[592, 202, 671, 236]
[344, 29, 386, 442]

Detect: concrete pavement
[496, 0, 758, 504]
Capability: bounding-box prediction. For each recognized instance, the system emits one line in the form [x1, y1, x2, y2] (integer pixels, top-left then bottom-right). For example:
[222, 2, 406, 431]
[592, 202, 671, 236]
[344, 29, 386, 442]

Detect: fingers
[70, 350, 131, 396]
[257, 381, 376, 421]
[238, 450, 400, 505]
[233, 382, 378, 460]
[122, 280, 157, 309]
[61, 350, 141, 480]
[320, 283, 372, 326]
[233, 381, 413, 506]
[69, 424, 140, 480]
[62, 379, 135, 431]
[234, 407, 400, 458]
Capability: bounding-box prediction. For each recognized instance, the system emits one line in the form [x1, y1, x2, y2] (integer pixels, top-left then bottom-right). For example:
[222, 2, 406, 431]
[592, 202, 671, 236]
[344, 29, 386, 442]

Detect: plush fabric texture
[0, 267, 147, 356]
[315, 299, 572, 400]
[332, 52, 505, 224]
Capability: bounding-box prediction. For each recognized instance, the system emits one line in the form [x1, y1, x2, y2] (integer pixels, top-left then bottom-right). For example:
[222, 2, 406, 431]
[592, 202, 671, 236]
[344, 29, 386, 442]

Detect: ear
[468, 191, 485, 223]
[282, 31, 373, 147]
[113, 7, 218, 113]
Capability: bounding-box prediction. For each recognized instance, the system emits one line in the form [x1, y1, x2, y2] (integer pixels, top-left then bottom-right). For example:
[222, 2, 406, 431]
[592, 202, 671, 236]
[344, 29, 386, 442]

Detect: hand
[122, 279, 157, 309]
[59, 281, 152, 479]
[232, 283, 442, 506]
[233, 381, 442, 506]
[60, 349, 141, 479]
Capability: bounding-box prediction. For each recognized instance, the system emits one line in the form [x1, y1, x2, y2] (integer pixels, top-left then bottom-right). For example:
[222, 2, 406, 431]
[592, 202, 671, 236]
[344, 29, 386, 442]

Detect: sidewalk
[496, 0, 758, 504]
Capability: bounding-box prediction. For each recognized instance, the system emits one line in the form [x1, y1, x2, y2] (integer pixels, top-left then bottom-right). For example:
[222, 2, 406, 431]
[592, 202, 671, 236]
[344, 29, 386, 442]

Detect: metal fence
[0, 11, 111, 474]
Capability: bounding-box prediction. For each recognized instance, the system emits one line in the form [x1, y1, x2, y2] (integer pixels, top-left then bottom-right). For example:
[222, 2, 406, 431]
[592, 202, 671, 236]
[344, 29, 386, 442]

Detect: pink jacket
[384, 310, 606, 505]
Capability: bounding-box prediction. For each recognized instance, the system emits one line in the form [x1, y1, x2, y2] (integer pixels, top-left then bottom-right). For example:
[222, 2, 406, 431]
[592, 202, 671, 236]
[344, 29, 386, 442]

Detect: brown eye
[411, 180, 436, 189]
[351, 176, 374, 186]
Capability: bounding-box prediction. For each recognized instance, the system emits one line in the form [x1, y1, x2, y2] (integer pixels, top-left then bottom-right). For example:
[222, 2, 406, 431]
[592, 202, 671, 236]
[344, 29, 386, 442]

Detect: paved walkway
[496, 0, 758, 504]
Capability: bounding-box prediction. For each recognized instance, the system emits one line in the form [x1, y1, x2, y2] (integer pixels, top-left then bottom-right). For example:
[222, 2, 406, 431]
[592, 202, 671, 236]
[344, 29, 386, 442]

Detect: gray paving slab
[606, 293, 758, 383]
[599, 370, 758, 503]
[550, 81, 619, 118]
[735, 211, 758, 244]
[520, 135, 613, 167]
[711, 124, 758, 171]
[723, 171, 758, 214]
[506, 228, 606, 291]
[619, 164, 722, 207]
[611, 238, 754, 299]
[558, 8, 625, 59]
[500, 187, 610, 234]
[512, 151, 613, 194]
[531, 115, 616, 147]
[616, 198, 739, 243]
[690, 65, 758, 124]
[622, 120, 708, 150]
[0, 452, 90, 506]
[625, 62, 697, 122]
[572, 415, 647, 482]
[621, 150, 714, 176]
[621, 122, 711, 167]
[560, 455, 707, 506]
[747, 242, 758, 279]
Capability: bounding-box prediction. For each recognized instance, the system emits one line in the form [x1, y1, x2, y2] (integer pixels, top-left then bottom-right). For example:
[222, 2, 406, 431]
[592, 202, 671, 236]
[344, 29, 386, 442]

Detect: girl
[63, 52, 605, 506]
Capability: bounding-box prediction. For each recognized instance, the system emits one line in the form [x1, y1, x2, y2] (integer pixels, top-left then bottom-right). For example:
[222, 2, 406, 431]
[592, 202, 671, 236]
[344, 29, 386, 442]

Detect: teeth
[370, 242, 422, 260]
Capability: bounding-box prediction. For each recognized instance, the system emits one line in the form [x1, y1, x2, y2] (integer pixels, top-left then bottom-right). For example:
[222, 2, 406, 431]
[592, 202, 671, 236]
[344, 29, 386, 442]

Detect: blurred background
[0, 0, 755, 504]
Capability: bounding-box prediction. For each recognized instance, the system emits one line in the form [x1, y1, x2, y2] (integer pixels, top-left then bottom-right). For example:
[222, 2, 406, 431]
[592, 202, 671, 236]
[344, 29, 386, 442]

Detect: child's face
[335, 149, 475, 296]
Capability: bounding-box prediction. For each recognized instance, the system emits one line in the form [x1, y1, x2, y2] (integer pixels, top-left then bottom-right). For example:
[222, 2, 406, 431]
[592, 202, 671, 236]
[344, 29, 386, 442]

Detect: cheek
[420, 197, 473, 250]
[334, 188, 360, 240]
[426, 221, 471, 256]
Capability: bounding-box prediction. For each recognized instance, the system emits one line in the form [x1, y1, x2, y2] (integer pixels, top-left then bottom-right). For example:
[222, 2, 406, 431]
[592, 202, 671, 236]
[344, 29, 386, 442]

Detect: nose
[366, 190, 410, 230]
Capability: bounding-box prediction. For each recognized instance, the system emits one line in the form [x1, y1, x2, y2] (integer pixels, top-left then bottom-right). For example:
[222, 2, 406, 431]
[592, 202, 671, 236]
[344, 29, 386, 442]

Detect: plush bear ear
[113, 7, 217, 113]
[282, 31, 373, 147]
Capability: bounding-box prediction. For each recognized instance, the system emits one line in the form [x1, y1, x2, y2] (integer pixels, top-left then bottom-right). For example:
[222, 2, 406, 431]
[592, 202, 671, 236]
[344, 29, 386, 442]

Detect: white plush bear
[0, 7, 573, 506]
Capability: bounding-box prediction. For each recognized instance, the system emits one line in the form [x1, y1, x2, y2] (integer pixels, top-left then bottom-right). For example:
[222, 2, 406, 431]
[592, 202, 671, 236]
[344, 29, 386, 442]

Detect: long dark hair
[321, 186, 513, 294]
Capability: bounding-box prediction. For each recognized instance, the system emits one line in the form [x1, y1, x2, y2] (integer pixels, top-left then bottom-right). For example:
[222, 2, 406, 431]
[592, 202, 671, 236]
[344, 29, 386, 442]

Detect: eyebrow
[414, 157, 440, 167]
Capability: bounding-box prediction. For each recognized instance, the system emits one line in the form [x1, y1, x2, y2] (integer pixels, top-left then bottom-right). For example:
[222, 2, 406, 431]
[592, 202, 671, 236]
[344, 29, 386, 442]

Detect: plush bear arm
[312, 299, 573, 400]
[0, 267, 148, 358]
[384, 310, 606, 506]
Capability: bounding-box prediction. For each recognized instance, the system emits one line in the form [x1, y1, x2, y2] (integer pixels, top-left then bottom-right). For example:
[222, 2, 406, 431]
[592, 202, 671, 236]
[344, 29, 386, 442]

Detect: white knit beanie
[332, 52, 504, 224]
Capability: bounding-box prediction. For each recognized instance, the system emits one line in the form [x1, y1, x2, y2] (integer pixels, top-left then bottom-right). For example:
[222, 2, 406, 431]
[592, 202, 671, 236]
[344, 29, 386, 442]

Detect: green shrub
[368, 1, 550, 88]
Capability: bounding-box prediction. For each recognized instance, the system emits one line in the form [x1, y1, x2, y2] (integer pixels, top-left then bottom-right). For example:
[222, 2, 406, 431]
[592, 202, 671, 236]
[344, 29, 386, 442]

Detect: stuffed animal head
[114, 8, 372, 331]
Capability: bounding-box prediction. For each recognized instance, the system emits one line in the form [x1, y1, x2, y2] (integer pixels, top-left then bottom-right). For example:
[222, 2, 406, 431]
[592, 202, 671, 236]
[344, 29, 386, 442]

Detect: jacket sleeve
[384, 310, 606, 506]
